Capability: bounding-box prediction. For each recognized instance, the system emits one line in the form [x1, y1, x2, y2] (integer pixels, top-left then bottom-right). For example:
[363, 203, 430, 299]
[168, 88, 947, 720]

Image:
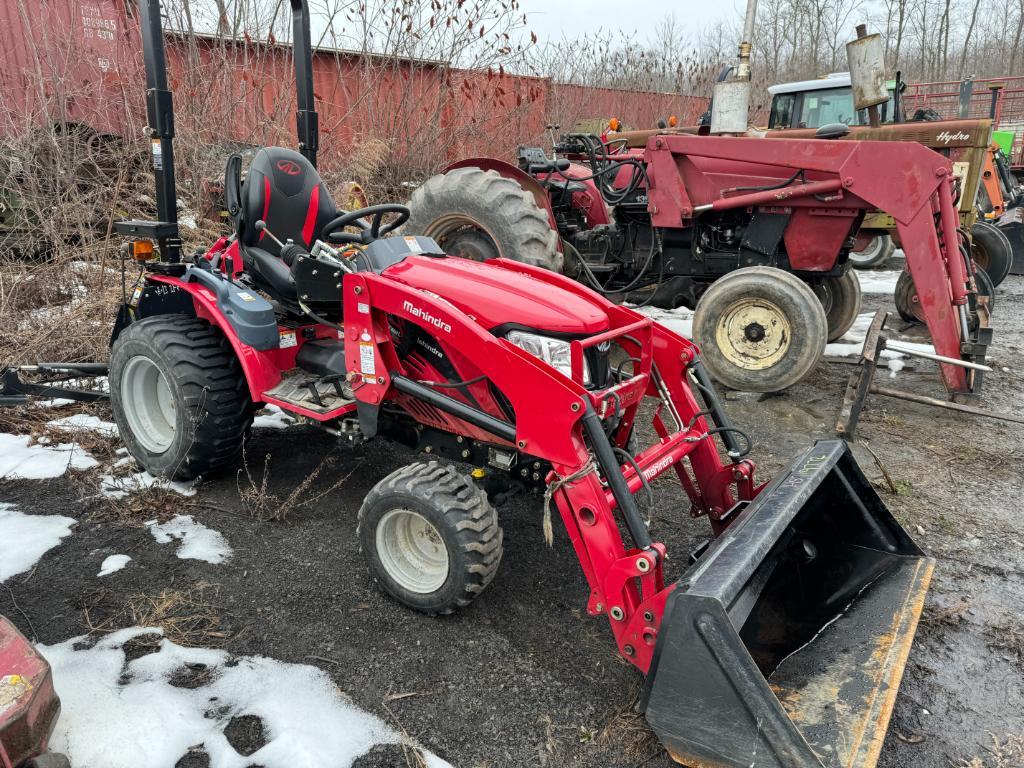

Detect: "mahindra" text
[403, 300, 452, 332]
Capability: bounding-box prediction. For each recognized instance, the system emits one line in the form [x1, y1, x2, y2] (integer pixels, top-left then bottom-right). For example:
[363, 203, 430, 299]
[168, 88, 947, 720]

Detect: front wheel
[692, 267, 827, 393]
[109, 315, 252, 480]
[849, 233, 895, 269]
[358, 462, 504, 615]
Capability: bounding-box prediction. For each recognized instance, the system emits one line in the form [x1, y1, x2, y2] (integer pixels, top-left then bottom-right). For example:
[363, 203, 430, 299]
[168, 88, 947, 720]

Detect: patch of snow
[823, 312, 936, 362]
[148, 515, 232, 564]
[35, 398, 75, 408]
[253, 404, 297, 429]
[0, 503, 76, 582]
[0, 433, 98, 479]
[99, 471, 196, 499]
[47, 413, 119, 438]
[855, 270, 902, 294]
[97, 554, 132, 577]
[887, 357, 905, 378]
[633, 304, 694, 339]
[38, 627, 450, 768]
[180, 214, 198, 230]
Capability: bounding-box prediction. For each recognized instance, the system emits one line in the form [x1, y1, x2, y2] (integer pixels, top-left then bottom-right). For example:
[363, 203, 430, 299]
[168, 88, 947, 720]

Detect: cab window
[768, 93, 796, 129]
[801, 87, 857, 127]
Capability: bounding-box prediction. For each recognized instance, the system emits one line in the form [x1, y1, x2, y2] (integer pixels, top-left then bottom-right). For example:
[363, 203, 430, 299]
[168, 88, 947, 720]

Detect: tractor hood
[383, 256, 609, 335]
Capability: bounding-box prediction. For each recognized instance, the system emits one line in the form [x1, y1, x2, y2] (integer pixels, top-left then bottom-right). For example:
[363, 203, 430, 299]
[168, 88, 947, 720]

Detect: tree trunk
[959, 0, 983, 77]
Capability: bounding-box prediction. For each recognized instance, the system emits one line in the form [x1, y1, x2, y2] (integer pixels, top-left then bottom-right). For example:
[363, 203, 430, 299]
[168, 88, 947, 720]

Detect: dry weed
[80, 583, 229, 648]
[237, 446, 362, 522]
[958, 733, 1024, 768]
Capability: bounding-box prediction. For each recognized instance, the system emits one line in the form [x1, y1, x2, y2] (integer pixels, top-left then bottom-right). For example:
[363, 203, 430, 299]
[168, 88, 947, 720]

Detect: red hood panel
[383, 256, 609, 334]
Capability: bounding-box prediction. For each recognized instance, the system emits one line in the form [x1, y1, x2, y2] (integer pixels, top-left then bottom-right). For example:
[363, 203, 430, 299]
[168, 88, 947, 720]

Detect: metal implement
[1, 364, 109, 406]
[836, 310, 1016, 438]
[642, 440, 934, 768]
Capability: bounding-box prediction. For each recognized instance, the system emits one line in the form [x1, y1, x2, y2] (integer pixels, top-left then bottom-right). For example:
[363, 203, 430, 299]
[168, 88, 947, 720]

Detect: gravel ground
[1, 275, 1022, 768]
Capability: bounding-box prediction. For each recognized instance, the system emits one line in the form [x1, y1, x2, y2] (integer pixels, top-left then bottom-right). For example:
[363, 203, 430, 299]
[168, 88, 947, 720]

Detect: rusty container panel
[0, 0, 137, 135]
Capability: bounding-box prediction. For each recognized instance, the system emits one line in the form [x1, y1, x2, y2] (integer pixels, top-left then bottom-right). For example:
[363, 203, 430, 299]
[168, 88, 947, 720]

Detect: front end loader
[2, 2, 936, 766]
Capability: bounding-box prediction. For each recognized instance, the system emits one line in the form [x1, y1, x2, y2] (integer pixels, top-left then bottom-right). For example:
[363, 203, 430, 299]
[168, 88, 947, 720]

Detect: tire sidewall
[359, 489, 476, 614]
[110, 322, 198, 477]
[971, 222, 1012, 286]
[694, 268, 827, 392]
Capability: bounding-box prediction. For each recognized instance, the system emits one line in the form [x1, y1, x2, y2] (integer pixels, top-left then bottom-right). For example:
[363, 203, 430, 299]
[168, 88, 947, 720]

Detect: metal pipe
[391, 376, 516, 443]
[736, 0, 758, 79]
[580, 401, 653, 552]
[884, 342, 991, 371]
[871, 385, 1024, 425]
[693, 178, 843, 214]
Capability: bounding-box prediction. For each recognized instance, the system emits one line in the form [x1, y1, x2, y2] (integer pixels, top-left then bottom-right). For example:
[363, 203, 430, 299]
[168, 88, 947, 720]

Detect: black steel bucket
[641, 440, 933, 768]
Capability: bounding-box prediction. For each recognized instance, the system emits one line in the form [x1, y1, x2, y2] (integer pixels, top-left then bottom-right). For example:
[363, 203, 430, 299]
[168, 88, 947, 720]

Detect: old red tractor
[1, 2, 937, 767]
[406, 129, 992, 397]
[0, 617, 66, 768]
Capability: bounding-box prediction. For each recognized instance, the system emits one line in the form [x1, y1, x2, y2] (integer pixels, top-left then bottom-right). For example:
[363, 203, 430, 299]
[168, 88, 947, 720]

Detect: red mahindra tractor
[1, 2, 937, 766]
[406, 123, 993, 396]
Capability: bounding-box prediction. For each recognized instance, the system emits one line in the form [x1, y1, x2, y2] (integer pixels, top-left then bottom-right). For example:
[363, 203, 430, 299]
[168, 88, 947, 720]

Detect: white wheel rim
[375, 509, 450, 593]
[120, 355, 177, 453]
[715, 298, 792, 370]
[850, 235, 884, 264]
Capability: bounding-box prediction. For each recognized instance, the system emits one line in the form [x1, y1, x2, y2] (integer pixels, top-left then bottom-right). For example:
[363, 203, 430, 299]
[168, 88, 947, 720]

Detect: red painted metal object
[639, 134, 981, 396]
[0, 618, 61, 768]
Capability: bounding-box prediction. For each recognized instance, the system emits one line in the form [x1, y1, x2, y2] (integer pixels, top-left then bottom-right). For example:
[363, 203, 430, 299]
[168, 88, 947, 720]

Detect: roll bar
[117, 0, 320, 263]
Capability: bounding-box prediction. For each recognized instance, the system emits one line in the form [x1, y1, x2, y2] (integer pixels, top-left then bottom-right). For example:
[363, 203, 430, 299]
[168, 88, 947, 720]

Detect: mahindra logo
[643, 454, 675, 480]
[403, 300, 452, 332]
[936, 130, 970, 144]
[276, 159, 302, 175]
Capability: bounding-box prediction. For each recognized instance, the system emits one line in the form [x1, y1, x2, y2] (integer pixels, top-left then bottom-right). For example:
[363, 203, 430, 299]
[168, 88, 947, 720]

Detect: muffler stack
[642, 440, 933, 768]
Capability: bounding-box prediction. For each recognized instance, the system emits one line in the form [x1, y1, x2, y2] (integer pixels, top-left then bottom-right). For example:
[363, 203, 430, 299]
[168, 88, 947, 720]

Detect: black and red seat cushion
[239, 147, 337, 299]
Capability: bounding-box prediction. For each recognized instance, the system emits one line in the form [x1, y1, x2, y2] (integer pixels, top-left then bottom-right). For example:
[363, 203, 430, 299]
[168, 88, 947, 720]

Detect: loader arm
[644, 134, 988, 398]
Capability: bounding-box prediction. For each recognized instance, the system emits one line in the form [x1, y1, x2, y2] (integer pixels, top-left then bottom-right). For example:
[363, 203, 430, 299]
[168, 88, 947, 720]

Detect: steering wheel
[323, 204, 410, 246]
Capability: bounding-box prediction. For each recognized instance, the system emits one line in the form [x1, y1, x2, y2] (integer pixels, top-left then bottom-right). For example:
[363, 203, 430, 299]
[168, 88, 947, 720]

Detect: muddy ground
[2, 278, 1023, 768]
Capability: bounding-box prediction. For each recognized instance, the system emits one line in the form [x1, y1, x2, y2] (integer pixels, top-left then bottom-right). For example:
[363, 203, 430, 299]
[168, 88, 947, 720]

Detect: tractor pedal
[264, 371, 354, 415]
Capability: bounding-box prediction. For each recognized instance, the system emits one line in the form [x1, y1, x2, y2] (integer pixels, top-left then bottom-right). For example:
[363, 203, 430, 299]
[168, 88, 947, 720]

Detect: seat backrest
[239, 147, 337, 253]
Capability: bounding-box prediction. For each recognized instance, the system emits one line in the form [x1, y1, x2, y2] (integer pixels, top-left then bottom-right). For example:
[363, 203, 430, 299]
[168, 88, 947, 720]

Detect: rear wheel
[358, 461, 503, 615]
[406, 166, 562, 271]
[896, 268, 996, 325]
[970, 221, 1012, 287]
[849, 233, 895, 269]
[811, 270, 862, 342]
[693, 267, 827, 392]
[110, 315, 252, 480]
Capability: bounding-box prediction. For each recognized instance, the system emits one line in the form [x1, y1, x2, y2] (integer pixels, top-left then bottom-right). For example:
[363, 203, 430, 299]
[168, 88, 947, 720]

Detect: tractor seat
[233, 147, 339, 302]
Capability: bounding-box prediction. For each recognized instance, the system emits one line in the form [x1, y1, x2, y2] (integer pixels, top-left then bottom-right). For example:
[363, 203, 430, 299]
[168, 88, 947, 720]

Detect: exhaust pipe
[641, 440, 933, 768]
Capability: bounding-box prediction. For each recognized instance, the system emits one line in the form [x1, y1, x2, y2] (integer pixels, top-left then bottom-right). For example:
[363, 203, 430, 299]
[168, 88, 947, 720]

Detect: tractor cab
[767, 72, 902, 129]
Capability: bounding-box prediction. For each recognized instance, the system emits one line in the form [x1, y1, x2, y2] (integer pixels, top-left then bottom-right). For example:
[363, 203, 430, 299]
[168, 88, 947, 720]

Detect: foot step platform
[263, 371, 354, 415]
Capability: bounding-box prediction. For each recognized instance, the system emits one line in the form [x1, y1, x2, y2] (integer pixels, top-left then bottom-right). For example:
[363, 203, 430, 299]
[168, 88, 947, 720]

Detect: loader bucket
[641, 440, 933, 768]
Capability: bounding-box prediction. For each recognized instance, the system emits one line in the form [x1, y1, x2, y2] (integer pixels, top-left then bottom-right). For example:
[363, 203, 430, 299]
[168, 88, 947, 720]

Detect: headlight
[506, 330, 590, 385]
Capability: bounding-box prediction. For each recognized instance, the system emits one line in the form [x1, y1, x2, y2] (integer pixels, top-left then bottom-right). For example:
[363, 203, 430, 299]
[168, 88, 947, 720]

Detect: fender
[132, 274, 288, 400]
[441, 157, 562, 240]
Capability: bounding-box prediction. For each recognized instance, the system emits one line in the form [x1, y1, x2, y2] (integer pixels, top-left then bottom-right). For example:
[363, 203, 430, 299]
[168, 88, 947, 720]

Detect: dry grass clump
[959, 734, 1024, 768]
[80, 584, 229, 648]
